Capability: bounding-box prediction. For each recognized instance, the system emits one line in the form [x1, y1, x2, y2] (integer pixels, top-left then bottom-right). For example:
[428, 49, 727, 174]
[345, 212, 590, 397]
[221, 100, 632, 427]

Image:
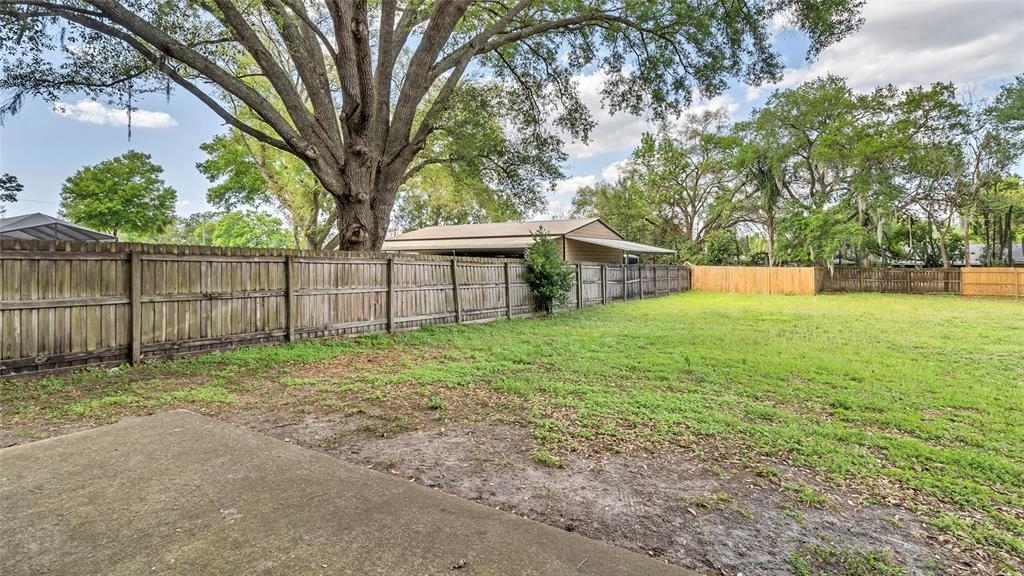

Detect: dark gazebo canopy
[0, 213, 116, 242]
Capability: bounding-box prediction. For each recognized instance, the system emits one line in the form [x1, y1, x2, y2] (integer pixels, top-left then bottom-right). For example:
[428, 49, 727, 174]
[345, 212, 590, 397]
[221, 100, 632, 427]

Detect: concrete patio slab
[0, 410, 691, 575]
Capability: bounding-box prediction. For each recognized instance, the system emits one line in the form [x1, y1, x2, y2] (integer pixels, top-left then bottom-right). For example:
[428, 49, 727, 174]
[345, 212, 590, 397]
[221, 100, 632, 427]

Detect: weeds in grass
[65, 394, 137, 417]
[426, 395, 446, 411]
[781, 503, 807, 525]
[152, 386, 235, 406]
[783, 481, 832, 508]
[280, 377, 319, 388]
[789, 544, 909, 576]
[755, 466, 781, 480]
[532, 449, 563, 468]
[682, 491, 734, 510]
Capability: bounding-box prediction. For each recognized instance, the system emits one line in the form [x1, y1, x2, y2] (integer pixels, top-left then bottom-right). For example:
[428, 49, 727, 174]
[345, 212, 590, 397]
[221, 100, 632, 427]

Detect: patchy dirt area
[248, 415, 965, 576]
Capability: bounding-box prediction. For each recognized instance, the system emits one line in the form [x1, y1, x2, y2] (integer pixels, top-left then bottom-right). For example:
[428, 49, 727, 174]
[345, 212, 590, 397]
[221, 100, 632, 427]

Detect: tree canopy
[59, 150, 177, 237]
[0, 0, 865, 250]
[0, 172, 22, 204]
[575, 74, 1024, 268]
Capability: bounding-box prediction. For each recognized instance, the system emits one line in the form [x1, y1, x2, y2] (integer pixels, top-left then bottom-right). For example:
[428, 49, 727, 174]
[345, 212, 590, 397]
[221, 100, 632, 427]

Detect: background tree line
[572, 75, 1024, 268]
[35, 72, 1024, 263]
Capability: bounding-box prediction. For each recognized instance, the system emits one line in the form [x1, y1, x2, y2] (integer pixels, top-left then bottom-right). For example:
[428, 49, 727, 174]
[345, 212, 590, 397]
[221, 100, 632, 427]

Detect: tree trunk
[937, 219, 950, 269]
[1003, 207, 1013, 265]
[962, 210, 972, 267]
[329, 169, 403, 252]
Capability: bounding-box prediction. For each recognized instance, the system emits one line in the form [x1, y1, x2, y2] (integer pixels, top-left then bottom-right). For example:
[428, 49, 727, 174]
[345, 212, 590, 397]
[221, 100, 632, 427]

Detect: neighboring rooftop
[0, 212, 116, 242]
[383, 218, 675, 261]
[388, 218, 603, 241]
[968, 242, 1023, 266]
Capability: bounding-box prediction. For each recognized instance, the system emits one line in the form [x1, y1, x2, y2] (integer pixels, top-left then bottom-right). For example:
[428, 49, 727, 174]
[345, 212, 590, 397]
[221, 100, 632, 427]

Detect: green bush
[522, 229, 575, 313]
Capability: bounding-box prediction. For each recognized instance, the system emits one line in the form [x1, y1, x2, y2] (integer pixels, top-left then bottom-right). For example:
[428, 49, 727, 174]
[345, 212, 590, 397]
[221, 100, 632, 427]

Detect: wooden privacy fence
[819, 267, 961, 294]
[690, 266, 819, 295]
[692, 265, 1022, 297]
[961, 268, 1024, 297]
[0, 240, 689, 376]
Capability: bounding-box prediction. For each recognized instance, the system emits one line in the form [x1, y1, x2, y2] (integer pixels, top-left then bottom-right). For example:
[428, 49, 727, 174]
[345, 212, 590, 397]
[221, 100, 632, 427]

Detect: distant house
[0, 213, 116, 242]
[968, 242, 1024, 267]
[382, 218, 675, 263]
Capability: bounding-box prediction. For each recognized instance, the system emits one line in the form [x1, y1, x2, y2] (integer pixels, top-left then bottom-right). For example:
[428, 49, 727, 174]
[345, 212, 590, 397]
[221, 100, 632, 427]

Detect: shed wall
[569, 221, 622, 240]
[564, 239, 622, 264]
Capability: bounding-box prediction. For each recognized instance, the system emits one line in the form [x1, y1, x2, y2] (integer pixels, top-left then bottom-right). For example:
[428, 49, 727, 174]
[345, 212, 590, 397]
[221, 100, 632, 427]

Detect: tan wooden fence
[0, 240, 689, 376]
[690, 266, 819, 295]
[961, 267, 1024, 297]
[692, 265, 1022, 297]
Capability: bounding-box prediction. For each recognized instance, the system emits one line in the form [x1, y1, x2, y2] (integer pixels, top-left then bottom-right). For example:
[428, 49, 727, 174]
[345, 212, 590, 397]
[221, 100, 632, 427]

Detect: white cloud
[563, 71, 740, 159]
[601, 159, 629, 184]
[52, 99, 178, 128]
[554, 174, 597, 196]
[768, 0, 1024, 94]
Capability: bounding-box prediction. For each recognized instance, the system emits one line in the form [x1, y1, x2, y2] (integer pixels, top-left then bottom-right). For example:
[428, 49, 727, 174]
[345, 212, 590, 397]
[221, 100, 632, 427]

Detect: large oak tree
[1, 0, 864, 250]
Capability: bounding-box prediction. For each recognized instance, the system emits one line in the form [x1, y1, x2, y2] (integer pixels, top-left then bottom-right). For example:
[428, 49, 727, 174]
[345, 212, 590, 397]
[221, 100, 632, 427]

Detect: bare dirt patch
[254, 416, 964, 576]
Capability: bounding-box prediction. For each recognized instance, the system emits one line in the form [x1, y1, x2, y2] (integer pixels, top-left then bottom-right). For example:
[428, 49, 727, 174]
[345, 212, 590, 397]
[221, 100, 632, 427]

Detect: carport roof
[568, 236, 677, 254]
[387, 218, 603, 241]
[382, 235, 675, 255]
[0, 213, 116, 242]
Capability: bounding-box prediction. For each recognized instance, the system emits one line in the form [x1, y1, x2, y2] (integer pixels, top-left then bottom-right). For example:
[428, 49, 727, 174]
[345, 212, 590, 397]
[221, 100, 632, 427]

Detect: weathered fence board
[0, 240, 688, 376]
[819, 267, 961, 294]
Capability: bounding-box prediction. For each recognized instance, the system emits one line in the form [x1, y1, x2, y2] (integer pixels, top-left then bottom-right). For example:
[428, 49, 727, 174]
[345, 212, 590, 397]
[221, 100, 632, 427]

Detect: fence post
[129, 251, 142, 365]
[451, 258, 462, 324]
[576, 264, 583, 309]
[601, 264, 608, 305]
[639, 265, 645, 299]
[622, 264, 628, 300]
[504, 262, 513, 319]
[285, 255, 296, 342]
[653, 265, 659, 296]
[386, 256, 395, 333]
[906, 268, 912, 294]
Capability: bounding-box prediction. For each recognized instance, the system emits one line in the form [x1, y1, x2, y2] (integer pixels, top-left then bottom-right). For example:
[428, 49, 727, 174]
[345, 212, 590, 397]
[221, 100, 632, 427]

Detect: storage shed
[382, 218, 675, 264]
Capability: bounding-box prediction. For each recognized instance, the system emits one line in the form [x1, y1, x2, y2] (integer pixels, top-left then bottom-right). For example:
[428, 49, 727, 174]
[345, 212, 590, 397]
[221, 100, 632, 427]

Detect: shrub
[522, 229, 575, 313]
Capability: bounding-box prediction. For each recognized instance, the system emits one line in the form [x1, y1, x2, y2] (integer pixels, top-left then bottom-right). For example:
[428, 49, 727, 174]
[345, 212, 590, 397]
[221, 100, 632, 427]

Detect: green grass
[152, 385, 236, 406]
[2, 292, 1022, 564]
[790, 544, 910, 576]
[531, 449, 564, 468]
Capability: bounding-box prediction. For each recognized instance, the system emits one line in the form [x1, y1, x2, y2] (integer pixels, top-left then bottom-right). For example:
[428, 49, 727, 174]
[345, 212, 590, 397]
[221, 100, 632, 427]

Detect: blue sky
[1, 0, 1022, 222]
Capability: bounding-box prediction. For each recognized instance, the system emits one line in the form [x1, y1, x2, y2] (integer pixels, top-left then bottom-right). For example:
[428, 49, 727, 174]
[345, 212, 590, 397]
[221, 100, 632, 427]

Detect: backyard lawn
[2, 292, 1022, 574]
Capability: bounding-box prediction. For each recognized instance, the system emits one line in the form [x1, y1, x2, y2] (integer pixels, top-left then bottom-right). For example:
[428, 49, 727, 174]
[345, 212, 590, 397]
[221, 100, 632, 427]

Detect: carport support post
[601, 265, 608, 305]
[386, 257, 395, 333]
[504, 262, 512, 319]
[451, 258, 462, 324]
[129, 251, 141, 365]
